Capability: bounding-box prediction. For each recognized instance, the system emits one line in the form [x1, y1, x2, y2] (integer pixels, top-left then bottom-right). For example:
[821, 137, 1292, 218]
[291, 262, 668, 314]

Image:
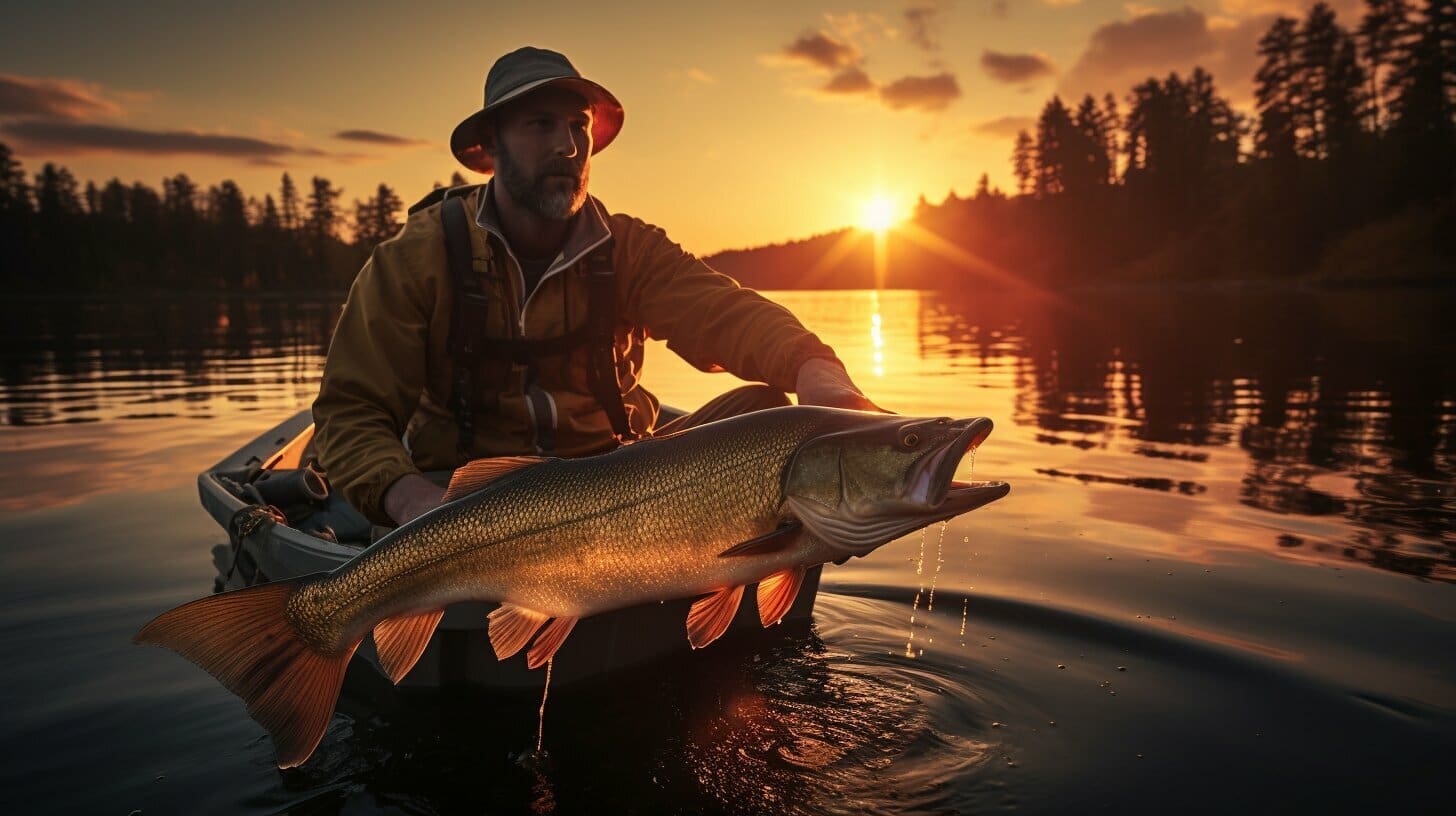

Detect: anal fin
[372, 608, 444, 684]
[756, 567, 806, 626]
[487, 603, 550, 660]
[686, 585, 745, 649]
[443, 456, 548, 503]
[527, 617, 579, 669]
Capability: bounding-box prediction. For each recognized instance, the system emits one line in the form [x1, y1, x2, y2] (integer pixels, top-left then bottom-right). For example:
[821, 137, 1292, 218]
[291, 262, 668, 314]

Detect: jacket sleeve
[311, 219, 441, 525]
[615, 217, 843, 392]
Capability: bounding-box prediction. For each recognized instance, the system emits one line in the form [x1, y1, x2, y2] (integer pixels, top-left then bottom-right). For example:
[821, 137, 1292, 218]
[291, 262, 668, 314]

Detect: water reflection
[2, 289, 1452, 579]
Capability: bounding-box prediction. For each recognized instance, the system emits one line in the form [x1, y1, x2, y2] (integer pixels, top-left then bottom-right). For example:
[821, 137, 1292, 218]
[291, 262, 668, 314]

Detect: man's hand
[795, 358, 890, 413]
[384, 473, 447, 526]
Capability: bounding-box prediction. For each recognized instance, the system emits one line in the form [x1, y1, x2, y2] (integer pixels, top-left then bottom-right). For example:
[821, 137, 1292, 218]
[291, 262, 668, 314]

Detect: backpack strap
[441, 194, 485, 457]
[439, 187, 638, 452]
[582, 238, 638, 442]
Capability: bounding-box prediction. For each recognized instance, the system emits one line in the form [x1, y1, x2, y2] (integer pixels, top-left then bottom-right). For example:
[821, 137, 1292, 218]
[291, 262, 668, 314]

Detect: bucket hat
[450, 46, 624, 175]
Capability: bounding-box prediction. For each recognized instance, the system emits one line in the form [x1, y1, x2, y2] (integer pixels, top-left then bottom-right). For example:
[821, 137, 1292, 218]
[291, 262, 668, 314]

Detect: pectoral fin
[443, 456, 549, 503]
[718, 523, 802, 557]
[487, 603, 550, 660]
[527, 616, 579, 669]
[756, 567, 805, 626]
[686, 585, 744, 649]
[372, 608, 444, 684]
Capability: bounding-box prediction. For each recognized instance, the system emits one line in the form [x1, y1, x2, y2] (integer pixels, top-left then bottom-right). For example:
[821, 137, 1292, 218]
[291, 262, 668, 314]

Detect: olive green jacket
[313, 184, 842, 524]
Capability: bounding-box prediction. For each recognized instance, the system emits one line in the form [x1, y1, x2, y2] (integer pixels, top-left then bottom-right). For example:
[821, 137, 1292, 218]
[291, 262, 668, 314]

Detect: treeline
[716, 0, 1454, 289]
[0, 149, 467, 291]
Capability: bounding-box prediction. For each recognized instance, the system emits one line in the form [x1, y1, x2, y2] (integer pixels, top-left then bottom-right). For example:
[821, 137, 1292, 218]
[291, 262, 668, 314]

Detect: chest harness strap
[439, 192, 638, 458]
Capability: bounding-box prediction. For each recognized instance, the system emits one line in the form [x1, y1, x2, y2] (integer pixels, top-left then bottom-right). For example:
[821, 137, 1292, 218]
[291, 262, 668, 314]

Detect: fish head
[783, 411, 1010, 560]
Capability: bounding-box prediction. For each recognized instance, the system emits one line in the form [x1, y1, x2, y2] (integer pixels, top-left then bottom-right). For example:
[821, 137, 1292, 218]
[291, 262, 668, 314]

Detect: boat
[199, 409, 822, 689]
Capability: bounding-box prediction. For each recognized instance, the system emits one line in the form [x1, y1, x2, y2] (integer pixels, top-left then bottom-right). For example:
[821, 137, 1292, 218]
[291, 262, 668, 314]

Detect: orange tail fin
[134, 575, 358, 768]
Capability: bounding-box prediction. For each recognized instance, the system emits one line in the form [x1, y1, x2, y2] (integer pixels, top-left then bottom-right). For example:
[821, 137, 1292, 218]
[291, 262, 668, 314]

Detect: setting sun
[860, 195, 899, 233]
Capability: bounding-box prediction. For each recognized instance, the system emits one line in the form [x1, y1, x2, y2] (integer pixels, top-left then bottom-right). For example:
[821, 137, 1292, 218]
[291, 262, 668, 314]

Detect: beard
[495, 143, 590, 221]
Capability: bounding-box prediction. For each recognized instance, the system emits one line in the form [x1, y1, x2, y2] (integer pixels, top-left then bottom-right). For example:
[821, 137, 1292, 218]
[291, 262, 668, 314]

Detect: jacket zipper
[476, 196, 612, 454]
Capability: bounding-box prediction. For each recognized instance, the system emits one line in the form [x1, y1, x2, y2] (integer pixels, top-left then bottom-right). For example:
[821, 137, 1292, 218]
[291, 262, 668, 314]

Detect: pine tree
[0, 142, 30, 216]
[1256, 17, 1302, 160]
[1012, 130, 1035, 196]
[279, 172, 300, 231]
[1385, 0, 1456, 197]
[1358, 0, 1413, 128]
[1034, 96, 1076, 196]
[974, 173, 991, 199]
[34, 164, 83, 217]
[1101, 93, 1123, 183]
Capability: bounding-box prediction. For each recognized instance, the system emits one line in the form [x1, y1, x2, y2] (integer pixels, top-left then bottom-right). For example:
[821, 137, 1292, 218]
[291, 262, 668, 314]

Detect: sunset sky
[2, 0, 1356, 254]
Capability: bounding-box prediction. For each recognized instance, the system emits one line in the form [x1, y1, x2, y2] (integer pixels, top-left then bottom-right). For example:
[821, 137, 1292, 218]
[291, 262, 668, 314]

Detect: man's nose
[553, 123, 582, 159]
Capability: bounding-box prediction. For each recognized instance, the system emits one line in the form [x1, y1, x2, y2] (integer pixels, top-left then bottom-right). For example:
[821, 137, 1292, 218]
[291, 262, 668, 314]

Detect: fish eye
[901, 432, 920, 448]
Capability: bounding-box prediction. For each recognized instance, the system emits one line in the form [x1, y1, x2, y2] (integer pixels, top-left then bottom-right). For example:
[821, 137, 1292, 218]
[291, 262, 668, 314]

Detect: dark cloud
[1, 120, 362, 165]
[972, 115, 1036, 138]
[780, 31, 862, 71]
[0, 74, 120, 121]
[904, 1, 949, 52]
[980, 50, 1057, 83]
[334, 129, 428, 147]
[822, 67, 876, 95]
[879, 73, 961, 111]
[1060, 7, 1277, 102]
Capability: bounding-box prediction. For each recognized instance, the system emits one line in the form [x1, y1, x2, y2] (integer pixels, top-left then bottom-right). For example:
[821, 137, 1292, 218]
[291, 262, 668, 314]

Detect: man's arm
[794, 357, 886, 412]
[312, 223, 442, 526]
[614, 216, 884, 408]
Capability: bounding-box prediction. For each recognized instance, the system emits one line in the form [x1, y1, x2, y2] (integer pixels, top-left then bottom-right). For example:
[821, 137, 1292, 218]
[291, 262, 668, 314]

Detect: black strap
[583, 239, 637, 442]
[439, 191, 638, 453]
[441, 195, 481, 456]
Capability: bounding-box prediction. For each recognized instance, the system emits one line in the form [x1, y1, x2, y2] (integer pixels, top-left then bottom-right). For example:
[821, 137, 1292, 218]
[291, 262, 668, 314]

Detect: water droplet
[1117, 666, 1127, 672]
[1057, 664, 1066, 669]
[1049, 721, 1057, 727]
[991, 721, 1004, 728]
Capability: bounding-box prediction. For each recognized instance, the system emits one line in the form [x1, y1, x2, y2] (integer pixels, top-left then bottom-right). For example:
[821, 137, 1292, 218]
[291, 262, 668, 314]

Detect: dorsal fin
[685, 585, 745, 649]
[756, 567, 806, 626]
[443, 456, 547, 503]
[718, 523, 802, 558]
[372, 608, 444, 684]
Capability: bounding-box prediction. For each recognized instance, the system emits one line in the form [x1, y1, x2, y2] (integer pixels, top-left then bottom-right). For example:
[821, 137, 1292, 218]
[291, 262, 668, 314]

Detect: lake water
[1, 288, 1451, 814]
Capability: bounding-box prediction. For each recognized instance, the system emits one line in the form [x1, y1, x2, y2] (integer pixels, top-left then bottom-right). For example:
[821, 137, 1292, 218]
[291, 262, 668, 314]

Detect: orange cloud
[0, 74, 123, 121]
[981, 51, 1058, 84]
[779, 31, 863, 71]
[879, 73, 961, 112]
[903, 1, 949, 51]
[1059, 6, 1275, 102]
[333, 129, 429, 147]
[2, 120, 366, 165]
[822, 67, 876, 95]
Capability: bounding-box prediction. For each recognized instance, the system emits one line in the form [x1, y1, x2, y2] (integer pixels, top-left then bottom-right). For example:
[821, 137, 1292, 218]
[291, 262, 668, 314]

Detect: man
[313, 47, 882, 527]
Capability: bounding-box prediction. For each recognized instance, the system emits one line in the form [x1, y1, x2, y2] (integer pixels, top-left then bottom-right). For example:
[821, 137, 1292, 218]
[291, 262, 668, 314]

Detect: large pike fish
[136, 406, 1009, 767]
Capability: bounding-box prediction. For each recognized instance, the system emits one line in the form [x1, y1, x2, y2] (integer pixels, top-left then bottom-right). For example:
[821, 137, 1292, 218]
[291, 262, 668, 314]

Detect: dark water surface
[1, 289, 1452, 814]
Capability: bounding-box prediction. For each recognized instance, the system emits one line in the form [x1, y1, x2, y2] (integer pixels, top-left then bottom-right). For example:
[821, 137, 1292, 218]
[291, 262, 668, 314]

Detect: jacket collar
[474, 179, 612, 277]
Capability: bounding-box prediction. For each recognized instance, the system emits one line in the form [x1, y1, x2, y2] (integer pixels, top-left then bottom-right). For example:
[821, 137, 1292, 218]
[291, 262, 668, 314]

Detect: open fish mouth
[907, 417, 1009, 516]
[787, 415, 1010, 558]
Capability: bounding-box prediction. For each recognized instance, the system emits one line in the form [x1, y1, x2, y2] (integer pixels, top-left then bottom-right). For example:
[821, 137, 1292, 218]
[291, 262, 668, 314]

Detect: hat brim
[450, 76, 624, 175]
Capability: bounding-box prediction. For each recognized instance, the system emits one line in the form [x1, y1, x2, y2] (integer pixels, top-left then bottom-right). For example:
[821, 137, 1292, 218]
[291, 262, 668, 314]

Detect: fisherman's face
[489, 87, 593, 220]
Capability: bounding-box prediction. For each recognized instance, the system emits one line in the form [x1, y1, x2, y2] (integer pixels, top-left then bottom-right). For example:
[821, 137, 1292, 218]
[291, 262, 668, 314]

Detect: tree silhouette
[279, 172, 301, 232]
[1359, 0, 1413, 128]
[1385, 0, 1456, 198]
[1257, 17, 1302, 162]
[1012, 130, 1034, 196]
